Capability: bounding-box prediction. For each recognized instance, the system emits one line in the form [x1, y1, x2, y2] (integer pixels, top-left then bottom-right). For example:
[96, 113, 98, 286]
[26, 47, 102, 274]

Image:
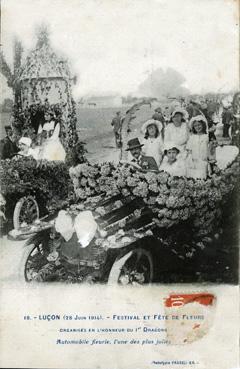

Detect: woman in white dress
[160, 142, 186, 177]
[141, 119, 164, 166]
[186, 115, 209, 179]
[40, 122, 66, 162]
[164, 108, 189, 152]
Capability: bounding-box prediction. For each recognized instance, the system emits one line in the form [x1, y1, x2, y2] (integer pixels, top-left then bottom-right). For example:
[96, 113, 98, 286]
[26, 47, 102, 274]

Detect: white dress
[160, 157, 186, 177]
[186, 134, 209, 179]
[40, 124, 66, 162]
[142, 136, 164, 166]
[164, 122, 189, 150]
[186, 134, 209, 161]
[28, 147, 41, 160]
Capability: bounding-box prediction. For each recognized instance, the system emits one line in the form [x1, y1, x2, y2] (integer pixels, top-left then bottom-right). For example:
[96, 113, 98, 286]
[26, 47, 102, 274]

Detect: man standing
[111, 111, 122, 148]
[126, 138, 158, 171]
[0, 126, 19, 160]
[222, 107, 233, 138]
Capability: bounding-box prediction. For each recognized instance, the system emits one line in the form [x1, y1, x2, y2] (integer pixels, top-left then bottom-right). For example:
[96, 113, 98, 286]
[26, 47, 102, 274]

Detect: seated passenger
[186, 116, 209, 179]
[141, 119, 164, 166]
[0, 126, 19, 160]
[160, 142, 186, 177]
[18, 137, 33, 157]
[126, 138, 159, 172]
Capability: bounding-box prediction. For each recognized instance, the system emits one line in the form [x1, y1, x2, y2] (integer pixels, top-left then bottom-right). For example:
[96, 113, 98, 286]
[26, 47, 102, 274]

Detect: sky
[1, 0, 239, 99]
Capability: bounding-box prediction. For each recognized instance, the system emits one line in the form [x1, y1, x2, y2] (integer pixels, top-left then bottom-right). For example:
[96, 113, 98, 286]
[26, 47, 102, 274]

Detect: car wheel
[107, 248, 154, 285]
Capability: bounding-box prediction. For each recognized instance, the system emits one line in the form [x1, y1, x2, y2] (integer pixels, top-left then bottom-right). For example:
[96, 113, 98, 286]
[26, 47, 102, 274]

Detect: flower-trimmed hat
[141, 119, 163, 135]
[163, 141, 180, 154]
[189, 114, 208, 130]
[170, 108, 189, 122]
[19, 137, 32, 147]
[126, 138, 144, 151]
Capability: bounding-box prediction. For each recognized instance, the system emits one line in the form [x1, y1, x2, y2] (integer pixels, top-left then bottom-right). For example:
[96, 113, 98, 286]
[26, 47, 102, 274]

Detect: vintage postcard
[0, 0, 239, 368]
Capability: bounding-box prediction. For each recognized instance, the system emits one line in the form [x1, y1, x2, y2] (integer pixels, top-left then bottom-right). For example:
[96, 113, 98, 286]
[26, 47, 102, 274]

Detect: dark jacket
[111, 116, 122, 133]
[132, 154, 158, 171]
[0, 137, 19, 160]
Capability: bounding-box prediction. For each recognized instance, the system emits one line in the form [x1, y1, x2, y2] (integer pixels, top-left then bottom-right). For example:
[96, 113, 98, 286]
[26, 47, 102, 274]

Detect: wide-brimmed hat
[163, 141, 180, 153]
[19, 137, 32, 147]
[126, 138, 144, 151]
[154, 107, 162, 113]
[171, 108, 189, 122]
[141, 119, 163, 135]
[189, 114, 208, 130]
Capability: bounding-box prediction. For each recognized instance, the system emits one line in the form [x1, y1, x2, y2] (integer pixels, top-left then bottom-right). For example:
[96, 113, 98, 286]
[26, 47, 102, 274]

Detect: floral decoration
[69, 157, 240, 235]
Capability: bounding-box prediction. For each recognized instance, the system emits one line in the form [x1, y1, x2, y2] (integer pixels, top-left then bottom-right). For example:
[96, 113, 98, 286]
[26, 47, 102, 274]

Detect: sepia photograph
[0, 0, 239, 368]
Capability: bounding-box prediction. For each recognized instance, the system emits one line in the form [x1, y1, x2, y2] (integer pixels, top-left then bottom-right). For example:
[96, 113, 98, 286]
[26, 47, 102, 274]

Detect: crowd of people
[121, 98, 239, 178]
[1, 95, 239, 180]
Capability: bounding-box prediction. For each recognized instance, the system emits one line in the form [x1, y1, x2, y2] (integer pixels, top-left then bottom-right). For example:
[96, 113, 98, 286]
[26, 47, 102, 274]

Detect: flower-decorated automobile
[9, 155, 240, 284]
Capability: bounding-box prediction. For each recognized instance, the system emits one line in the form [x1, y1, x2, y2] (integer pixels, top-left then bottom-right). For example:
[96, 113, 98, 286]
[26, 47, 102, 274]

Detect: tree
[0, 37, 23, 104]
[137, 67, 190, 98]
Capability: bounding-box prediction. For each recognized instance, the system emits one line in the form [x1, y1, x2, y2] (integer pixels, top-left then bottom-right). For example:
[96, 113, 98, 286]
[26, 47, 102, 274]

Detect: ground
[76, 105, 155, 163]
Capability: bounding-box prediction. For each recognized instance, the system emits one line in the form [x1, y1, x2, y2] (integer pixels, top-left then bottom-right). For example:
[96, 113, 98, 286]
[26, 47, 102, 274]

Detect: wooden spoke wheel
[19, 242, 50, 282]
[13, 196, 39, 229]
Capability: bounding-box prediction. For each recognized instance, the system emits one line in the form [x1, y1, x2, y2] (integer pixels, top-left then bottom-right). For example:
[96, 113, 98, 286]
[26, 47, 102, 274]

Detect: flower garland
[69, 158, 240, 235]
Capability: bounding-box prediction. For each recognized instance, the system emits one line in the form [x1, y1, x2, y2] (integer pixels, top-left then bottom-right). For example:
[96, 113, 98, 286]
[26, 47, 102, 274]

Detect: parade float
[1, 27, 239, 283]
[0, 26, 81, 231]
[7, 95, 240, 285]
[6, 152, 238, 284]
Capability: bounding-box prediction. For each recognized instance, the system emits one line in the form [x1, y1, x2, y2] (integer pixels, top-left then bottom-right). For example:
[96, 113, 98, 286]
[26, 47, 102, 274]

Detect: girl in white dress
[141, 119, 164, 166]
[186, 116, 209, 179]
[164, 108, 189, 152]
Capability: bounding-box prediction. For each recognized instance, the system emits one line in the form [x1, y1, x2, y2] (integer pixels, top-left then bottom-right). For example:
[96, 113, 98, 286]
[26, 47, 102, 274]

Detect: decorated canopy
[8, 25, 78, 149]
[17, 28, 73, 110]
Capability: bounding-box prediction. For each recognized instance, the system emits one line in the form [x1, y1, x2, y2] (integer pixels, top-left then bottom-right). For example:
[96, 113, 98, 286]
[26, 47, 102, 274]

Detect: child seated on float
[159, 142, 186, 177]
[17, 137, 33, 157]
[186, 116, 209, 179]
[17, 136, 43, 161]
[141, 119, 164, 166]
